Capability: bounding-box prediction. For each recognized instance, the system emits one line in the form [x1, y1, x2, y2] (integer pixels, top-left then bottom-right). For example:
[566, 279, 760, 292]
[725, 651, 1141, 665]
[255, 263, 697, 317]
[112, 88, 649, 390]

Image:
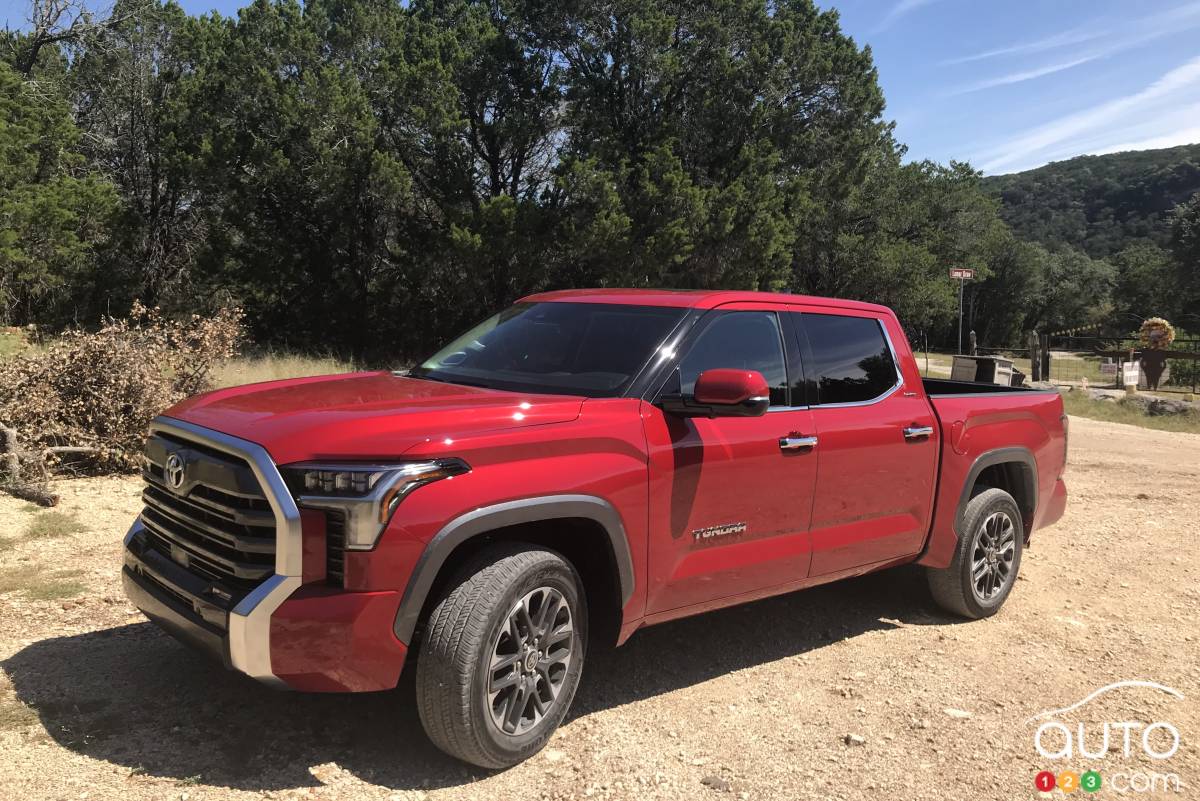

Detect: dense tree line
[984, 145, 1200, 333]
[2, 0, 1198, 359]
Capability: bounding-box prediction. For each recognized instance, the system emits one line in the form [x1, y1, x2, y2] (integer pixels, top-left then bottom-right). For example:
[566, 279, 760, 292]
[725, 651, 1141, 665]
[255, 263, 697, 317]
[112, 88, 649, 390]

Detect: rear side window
[679, 311, 789, 406]
[802, 314, 898, 405]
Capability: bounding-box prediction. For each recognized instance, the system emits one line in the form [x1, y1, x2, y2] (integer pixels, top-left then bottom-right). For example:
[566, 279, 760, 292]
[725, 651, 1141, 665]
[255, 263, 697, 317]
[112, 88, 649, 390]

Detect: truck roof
[520, 288, 892, 314]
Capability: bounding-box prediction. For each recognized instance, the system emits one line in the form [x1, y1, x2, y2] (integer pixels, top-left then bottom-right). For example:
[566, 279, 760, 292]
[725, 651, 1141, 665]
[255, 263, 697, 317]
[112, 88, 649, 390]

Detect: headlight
[282, 459, 469, 550]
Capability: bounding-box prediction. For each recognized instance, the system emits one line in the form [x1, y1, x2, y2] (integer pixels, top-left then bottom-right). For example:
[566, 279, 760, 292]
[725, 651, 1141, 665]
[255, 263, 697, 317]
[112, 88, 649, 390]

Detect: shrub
[0, 303, 243, 480]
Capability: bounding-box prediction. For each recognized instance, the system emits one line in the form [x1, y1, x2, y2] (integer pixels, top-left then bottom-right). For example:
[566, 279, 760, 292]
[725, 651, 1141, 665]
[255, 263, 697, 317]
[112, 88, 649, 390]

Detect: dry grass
[0, 696, 39, 731]
[0, 564, 88, 600]
[23, 510, 85, 540]
[211, 352, 359, 388]
[0, 331, 33, 359]
[0, 510, 85, 551]
[1062, 389, 1200, 434]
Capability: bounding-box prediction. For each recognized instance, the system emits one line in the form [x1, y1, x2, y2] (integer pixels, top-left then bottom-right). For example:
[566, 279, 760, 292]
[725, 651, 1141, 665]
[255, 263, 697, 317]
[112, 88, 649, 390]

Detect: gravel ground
[0, 416, 1196, 801]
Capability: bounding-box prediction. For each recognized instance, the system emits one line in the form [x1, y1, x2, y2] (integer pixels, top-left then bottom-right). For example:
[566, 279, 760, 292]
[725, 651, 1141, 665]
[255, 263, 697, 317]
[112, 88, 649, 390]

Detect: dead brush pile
[0, 304, 243, 500]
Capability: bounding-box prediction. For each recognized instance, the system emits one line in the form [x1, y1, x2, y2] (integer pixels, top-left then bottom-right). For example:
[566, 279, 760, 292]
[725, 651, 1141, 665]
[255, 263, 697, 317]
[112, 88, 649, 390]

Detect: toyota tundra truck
[122, 289, 1068, 768]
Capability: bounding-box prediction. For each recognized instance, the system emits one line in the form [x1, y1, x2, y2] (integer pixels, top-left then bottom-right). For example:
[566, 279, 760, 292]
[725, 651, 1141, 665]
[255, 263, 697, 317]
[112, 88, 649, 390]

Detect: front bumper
[124, 519, 408, 693]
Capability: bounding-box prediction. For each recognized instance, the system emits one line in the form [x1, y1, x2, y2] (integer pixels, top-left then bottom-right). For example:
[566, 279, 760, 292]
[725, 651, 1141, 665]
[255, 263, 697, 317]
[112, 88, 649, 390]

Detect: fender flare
[955, 446, 1038, 537]
[392, 495, 635, 645]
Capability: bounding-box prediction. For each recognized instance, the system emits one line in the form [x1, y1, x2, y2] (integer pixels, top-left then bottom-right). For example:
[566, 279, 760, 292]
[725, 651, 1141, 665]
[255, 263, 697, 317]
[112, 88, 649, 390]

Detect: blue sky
[4, 0, 1199, 175]
[829, 0, 1200, 173]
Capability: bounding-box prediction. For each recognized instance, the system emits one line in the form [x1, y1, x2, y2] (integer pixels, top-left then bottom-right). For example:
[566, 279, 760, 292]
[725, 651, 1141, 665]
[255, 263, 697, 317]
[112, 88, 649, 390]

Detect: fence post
[1041, 334, 1051, 382]
[1028, 331, 1041, 382]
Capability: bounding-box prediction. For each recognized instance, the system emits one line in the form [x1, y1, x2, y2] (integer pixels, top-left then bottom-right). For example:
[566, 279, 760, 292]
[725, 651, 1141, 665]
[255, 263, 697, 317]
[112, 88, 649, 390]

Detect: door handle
[903, 425, 934, 440]
[779, 435, 818, 451]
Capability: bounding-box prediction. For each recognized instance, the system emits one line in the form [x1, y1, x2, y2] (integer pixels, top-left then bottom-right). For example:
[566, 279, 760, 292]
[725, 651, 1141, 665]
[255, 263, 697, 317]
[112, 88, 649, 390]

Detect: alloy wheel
[487, 586, 574, 735]
[970, 510, 1017, 604]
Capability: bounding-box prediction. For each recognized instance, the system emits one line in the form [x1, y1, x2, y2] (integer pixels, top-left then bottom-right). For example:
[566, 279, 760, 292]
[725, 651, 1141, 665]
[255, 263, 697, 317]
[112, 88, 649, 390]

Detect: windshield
[411, 302, 687, 397]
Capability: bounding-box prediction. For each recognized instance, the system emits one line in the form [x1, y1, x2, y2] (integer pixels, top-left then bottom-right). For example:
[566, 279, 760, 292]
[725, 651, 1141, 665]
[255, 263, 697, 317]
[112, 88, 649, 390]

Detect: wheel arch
[393, 495, 635, 648]
[957, 447, 1038, 539]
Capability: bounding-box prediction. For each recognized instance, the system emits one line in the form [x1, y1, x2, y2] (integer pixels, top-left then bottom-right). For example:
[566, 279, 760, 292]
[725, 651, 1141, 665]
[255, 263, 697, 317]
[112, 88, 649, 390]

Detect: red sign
[949, 268, 975, 280]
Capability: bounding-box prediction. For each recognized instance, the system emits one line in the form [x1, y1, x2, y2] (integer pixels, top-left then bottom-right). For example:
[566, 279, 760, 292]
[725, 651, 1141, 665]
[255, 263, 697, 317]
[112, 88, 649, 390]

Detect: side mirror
[661, 369, 770, 417]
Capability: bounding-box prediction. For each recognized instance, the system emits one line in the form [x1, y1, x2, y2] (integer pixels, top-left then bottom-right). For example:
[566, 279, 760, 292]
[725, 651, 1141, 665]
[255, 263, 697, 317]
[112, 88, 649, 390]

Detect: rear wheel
[416, 544, 586, 769]
[927, 487, 1023, 619]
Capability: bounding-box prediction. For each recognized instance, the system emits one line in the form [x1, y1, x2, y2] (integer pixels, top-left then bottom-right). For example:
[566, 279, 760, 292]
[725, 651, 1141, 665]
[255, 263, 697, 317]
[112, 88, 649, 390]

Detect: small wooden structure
[951, 355, 1015, 386]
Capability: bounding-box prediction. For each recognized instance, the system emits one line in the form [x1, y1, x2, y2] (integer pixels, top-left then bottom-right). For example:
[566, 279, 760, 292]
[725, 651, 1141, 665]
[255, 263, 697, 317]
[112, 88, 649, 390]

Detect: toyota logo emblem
[164, 453, 186, 492]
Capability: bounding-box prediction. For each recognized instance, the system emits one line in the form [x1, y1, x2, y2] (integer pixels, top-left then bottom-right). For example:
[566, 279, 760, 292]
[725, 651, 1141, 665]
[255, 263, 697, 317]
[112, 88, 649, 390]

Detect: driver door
[642, 306, 819, 615]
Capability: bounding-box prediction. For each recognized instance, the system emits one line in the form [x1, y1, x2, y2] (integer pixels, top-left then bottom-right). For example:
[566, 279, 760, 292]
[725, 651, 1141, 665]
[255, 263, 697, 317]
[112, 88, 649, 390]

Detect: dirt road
[1, 417, 1197, 800]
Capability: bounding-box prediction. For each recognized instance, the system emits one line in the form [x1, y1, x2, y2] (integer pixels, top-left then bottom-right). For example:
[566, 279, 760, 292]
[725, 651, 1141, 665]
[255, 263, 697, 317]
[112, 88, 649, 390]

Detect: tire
[926, 487, 1024, 619]
[416, 543, 587, 769]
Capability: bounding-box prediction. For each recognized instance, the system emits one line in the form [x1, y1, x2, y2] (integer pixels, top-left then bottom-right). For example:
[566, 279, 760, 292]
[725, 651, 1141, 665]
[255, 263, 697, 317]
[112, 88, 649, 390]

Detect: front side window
[412, 302, 686, 397]
[803, 314, 898, 405]
[678, 311, 789, 406]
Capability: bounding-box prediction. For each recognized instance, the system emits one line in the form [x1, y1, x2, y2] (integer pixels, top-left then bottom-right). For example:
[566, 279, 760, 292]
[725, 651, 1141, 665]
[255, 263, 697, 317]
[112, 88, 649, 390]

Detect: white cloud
[873, 0, 940, 33]
[942, 28, 1105, 66]
[942, 2, 1200, 73]
[1088, 120, 1200, 156]
[976, 56, 1200, 173]
[946, 56, 1097, 96]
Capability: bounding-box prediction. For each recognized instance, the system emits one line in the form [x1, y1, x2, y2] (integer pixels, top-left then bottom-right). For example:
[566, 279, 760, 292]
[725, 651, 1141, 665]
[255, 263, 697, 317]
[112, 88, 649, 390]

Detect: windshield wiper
[403, 370, 494, 390]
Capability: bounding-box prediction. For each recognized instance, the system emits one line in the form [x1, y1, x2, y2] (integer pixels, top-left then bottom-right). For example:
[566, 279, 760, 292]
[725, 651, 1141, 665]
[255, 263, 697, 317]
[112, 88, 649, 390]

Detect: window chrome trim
[806, 315, 907, 410]
[150, 415, 302, 688]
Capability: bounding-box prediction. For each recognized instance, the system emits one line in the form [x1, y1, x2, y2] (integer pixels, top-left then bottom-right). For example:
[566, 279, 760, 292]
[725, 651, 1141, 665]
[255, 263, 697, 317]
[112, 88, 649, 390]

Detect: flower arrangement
[1138, 317, 1176, 350]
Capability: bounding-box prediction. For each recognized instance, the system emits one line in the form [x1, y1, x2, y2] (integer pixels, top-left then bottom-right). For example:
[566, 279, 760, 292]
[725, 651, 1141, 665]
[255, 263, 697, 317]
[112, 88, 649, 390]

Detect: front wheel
[926, 487, 1024, 619]
[416, 544, 587, 769]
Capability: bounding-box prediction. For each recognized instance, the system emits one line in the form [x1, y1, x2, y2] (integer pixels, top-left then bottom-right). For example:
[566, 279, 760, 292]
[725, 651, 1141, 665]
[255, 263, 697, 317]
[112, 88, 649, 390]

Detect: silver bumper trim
[143, 416, 303, 686]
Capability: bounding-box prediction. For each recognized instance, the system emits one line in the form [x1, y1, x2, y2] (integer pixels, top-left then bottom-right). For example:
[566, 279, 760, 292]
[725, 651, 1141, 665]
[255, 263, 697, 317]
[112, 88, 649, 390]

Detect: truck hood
[164, 371, 584, 464]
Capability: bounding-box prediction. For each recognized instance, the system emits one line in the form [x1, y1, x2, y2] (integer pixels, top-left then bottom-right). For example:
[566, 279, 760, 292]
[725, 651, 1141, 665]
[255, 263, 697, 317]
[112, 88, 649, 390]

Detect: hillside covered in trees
[984, 145, 1200, 332]
[2, 0, 1199, 356]
[984, 144, 1200, 259]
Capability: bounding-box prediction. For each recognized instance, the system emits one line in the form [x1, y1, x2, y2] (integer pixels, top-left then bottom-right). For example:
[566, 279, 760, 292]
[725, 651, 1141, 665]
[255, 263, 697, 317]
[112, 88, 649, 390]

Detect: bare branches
[14, 0, 145, 76]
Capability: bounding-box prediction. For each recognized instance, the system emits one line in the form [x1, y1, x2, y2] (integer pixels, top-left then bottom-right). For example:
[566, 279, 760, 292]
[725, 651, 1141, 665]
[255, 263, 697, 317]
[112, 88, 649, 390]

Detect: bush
[0, 303, 243, 480]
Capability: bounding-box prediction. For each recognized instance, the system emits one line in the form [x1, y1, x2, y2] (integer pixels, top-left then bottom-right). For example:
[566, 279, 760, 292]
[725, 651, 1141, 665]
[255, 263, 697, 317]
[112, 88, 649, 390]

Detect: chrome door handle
[903, 426, 934, 440]
[779, 435, 818, 451]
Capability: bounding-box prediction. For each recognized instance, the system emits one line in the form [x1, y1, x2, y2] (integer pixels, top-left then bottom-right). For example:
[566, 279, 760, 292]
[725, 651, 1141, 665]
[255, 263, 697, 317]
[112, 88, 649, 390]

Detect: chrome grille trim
[148, 416, 303, 686]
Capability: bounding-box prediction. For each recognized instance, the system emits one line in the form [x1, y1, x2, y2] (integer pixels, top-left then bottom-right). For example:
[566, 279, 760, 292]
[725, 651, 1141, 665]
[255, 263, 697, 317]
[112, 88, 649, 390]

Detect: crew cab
[121, 289, 1068, 768]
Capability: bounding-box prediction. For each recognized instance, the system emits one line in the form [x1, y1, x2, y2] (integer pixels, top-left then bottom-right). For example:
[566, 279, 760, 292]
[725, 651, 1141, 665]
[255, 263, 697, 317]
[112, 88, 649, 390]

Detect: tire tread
[416, 544, 577, 768]
[926, 487, 1023, 619]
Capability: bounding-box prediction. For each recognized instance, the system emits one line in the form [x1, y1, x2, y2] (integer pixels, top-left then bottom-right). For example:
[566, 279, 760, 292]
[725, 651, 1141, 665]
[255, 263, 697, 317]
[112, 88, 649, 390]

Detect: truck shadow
[2, 566, 953, 792]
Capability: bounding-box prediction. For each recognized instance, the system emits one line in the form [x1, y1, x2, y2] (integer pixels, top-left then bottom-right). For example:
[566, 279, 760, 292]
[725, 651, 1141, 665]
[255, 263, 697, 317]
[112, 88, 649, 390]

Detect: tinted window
[803, 314, 898, 404]
[679, 312, 788, 406]
[413, 302, 686, 397]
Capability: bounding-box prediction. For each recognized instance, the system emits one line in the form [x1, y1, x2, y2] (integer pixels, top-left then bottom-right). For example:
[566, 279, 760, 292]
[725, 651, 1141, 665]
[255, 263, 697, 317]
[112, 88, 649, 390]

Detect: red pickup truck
[122, 289, 1067, 768]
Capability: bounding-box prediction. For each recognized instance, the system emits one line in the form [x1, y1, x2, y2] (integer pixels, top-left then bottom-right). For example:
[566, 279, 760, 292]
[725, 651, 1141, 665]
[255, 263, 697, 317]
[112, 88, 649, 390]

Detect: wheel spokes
[971, 511, 1018, 603]
[488, 585, 574, 736]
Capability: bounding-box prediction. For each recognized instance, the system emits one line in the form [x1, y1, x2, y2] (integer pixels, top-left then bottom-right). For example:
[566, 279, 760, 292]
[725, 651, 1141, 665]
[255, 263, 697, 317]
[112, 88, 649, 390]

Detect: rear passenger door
[789, 309, 939, 577]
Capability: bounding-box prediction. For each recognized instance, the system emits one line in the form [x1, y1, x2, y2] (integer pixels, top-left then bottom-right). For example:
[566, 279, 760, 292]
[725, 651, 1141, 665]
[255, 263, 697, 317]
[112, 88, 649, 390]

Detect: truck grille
[325, 510, 346, 587]
[140, 432, 276, 595]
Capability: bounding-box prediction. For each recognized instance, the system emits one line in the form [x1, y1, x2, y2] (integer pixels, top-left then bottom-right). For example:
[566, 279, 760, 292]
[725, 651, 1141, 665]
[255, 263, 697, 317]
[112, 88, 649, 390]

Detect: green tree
[0, 61, 117, 325]
[1170, 193, 1200, 312]
[69, 0, 213, 313]
[1109, 241, 1176, 322]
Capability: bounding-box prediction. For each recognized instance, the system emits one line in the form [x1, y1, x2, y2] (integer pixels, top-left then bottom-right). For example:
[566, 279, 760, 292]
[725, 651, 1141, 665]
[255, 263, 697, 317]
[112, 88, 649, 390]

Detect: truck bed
[922, 377, 1054, 397]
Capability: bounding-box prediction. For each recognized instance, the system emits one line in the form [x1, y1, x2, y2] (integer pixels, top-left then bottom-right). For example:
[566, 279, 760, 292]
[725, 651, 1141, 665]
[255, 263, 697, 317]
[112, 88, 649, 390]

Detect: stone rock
[701, 775, 731, 792]
[843, 733, 867, 746]
[943, 708, 973, 719]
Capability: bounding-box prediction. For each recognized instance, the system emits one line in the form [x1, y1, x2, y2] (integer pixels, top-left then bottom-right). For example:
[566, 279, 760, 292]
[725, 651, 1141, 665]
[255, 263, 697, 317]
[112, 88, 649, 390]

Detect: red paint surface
[692, 368, 769, 405]
[270, 585, 407, 692]
[161, 291, 1067, 691]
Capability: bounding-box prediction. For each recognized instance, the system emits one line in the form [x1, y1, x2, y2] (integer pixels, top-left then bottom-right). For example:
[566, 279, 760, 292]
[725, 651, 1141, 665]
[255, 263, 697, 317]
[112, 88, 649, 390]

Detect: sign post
[949, 268, 975, 354]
